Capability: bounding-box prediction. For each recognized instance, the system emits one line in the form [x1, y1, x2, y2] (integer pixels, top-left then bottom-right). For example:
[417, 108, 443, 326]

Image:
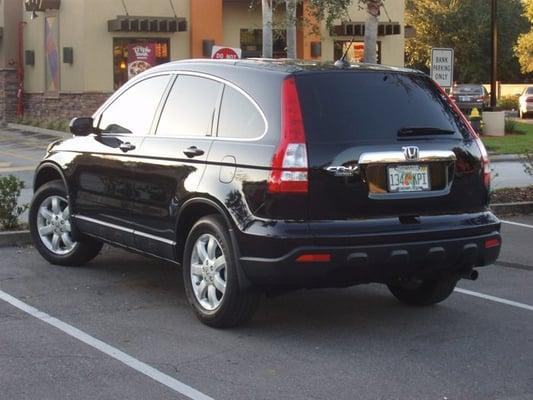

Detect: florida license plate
[387, 165, 430, 192]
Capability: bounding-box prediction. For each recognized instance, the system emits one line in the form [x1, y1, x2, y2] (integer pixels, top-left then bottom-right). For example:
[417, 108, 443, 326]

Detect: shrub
[497, 94, 520, 111]
[0, 175, 29, 230]
[524, 152, 533, 176]
[505, 118, 520, 134]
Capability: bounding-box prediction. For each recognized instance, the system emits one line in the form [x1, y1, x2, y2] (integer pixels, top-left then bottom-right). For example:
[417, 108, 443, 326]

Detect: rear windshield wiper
[398, 127, 455, 137]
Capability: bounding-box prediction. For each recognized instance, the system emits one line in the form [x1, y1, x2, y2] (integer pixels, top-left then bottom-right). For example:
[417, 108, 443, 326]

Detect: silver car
[519, 86, 533, 119]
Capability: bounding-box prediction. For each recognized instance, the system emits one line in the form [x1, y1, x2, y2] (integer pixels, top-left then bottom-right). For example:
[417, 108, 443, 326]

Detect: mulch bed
[491, 186, 533, 203]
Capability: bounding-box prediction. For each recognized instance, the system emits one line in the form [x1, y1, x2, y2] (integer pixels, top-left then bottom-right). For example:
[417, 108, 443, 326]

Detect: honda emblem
[402, 146, 420, 161]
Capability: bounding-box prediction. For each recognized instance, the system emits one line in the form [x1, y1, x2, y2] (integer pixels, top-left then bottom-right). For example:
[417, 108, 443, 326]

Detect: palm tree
[262, 0, 273, 58]
[363, 0, 382, 63]
[286, 0, 297, 58]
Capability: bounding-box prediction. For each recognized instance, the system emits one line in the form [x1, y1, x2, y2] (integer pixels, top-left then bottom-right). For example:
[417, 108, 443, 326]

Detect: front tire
[29, 180, 102, 266]
[182, 215, 260, 328]
[387, 276, 458, 306]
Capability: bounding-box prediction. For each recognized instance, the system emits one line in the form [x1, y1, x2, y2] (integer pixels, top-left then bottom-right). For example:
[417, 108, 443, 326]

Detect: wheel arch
[175, 197, 253, 289]
[34, 162, 69, 195]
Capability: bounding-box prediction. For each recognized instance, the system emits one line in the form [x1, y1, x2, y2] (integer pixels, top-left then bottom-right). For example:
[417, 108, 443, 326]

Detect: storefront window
[333, 41, 381, 64]
[113, 38, 170, 90]
[240, 29, 287, 58]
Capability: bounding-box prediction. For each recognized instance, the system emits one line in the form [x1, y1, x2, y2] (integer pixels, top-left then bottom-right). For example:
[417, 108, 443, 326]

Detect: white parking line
[0, 289, 214, 400]
[455, 288, 533, 311]
[501, 220, 533, 229]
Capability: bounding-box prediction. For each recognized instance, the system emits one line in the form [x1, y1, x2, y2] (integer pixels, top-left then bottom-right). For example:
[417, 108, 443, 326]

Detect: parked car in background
[450, 84, 490, 113]
[518, 86, 533, 119]
[28, 60, 501, 328]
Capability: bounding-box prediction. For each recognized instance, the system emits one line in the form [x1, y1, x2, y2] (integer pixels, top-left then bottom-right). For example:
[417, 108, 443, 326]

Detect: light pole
[490, 0, 498, 109]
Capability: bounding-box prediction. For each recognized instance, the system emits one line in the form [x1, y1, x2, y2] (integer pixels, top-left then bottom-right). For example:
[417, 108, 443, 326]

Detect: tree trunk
[262, 0, 273, 58]
[364, 0, 381, 63]
[286, 0, 297, 59]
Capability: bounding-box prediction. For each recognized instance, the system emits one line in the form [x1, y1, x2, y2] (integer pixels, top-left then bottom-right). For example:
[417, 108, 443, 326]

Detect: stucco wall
[22, 0, 190, 93]
[322, 0, 405, 66]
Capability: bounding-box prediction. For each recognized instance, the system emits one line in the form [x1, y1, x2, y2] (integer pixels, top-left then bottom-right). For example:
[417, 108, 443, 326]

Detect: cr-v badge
[326, 164, 360, 177]
[403, 146, 420, 161]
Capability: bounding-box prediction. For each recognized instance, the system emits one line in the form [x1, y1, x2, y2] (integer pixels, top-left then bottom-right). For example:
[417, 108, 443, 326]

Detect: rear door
[295, 71, 488, 221]
[131, 74, 223, 258]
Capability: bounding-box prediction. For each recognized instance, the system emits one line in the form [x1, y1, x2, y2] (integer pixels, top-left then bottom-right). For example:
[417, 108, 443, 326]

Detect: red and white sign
[128, 43, 156, 79]
[211, 45, 242, 60]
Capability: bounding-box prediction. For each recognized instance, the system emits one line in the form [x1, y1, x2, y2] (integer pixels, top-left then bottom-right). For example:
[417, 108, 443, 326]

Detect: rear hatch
[295, 70, 489, 221]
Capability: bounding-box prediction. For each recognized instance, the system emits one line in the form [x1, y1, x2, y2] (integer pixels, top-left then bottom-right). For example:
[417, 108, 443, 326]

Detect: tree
[308, 0, 384, 63]
[405, 0, 528, 83]
[286, 0, 298, 58]
[515, 0, 533, 74]
[262, 0, 273, 58]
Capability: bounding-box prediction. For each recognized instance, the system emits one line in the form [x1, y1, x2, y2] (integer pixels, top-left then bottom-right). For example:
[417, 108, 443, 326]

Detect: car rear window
[296, 71, 469, 143]
[454, 85, 483, 95]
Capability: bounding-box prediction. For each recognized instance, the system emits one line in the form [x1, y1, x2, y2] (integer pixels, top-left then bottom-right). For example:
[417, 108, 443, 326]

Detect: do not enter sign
[211, 45, 242, 60]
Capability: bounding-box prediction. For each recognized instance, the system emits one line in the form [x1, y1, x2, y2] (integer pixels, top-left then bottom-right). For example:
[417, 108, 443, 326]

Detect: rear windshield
[296, 71, 469, 143]
[454, 85, 483, 94]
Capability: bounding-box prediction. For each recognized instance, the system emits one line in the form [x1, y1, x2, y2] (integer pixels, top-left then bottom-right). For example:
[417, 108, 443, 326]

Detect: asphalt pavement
[0, 213, 532, 399]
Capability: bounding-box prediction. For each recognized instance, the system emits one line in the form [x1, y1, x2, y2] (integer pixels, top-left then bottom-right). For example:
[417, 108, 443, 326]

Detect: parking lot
[0, 215, 532, 399]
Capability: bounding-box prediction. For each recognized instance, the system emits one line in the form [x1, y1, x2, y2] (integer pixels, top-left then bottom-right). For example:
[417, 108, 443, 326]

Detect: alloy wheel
[190, 233, 227, 311]
[36, 195, 77, 255]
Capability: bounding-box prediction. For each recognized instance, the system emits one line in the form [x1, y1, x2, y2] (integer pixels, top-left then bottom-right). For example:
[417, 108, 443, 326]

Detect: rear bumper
[236, 212, 501, 288]
[456, 101, 485, 110]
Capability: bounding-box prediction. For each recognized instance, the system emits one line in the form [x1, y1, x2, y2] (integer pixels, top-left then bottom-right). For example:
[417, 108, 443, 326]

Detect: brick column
[0, 69, 19, 123]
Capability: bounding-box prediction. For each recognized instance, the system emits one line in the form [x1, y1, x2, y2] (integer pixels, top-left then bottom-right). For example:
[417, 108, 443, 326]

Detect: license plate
[387, 165, 430, 193]
[459, 96, 470, 102]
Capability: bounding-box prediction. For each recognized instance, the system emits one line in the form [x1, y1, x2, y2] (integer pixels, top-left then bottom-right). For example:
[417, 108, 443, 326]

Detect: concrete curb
[489, 154, 523, 163]
[0, 230, 32, 248]
[491, 202, 533, 216]
[6, 123, 72, 140]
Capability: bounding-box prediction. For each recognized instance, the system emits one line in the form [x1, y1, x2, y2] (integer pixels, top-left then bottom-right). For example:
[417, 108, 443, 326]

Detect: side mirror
[69, 117, 94, 136]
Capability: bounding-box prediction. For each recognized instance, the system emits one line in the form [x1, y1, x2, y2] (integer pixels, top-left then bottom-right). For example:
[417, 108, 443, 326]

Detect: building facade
[0, 0, 405, 122]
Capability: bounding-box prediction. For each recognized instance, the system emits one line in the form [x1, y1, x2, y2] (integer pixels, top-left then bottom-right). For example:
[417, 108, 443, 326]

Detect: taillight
[474, 135, 491, 189]
[268, 77, 308, 193]
[526, 97, 533, 103]
[434, 82, 491, 189]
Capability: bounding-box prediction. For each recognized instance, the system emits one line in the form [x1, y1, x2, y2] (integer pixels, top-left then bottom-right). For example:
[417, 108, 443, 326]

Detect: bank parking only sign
[430, 48, 454, 88]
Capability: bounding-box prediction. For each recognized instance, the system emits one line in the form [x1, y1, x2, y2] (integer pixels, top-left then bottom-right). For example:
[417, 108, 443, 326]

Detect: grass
[11, 116, 70, 133]
[481, 121, 533, 154]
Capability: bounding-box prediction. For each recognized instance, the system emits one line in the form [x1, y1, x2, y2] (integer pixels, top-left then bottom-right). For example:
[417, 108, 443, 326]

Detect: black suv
[29, 60, 501, 327]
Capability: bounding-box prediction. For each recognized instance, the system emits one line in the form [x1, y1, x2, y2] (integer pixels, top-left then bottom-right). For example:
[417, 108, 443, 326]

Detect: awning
[108, 16, 187, 33]
[25, 0, 60, 11]
[333, 22, 401, 37]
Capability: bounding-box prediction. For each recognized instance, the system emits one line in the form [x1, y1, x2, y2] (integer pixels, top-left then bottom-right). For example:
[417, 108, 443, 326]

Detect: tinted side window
[99, 75, 170, 134]
[156, 75, 222, 137]
[217, 86, 265, 139]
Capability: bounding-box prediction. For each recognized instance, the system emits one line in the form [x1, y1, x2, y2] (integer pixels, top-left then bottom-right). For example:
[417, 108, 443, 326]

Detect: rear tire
[387, 276, 458, 306]
[182, 215, 260, 328]
[29, 180, 103, 266]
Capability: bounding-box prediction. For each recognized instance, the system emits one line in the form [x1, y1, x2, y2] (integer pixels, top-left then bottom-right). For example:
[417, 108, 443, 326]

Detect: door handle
[119, 142, 136, 152]
[183, 146, 205, 158]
